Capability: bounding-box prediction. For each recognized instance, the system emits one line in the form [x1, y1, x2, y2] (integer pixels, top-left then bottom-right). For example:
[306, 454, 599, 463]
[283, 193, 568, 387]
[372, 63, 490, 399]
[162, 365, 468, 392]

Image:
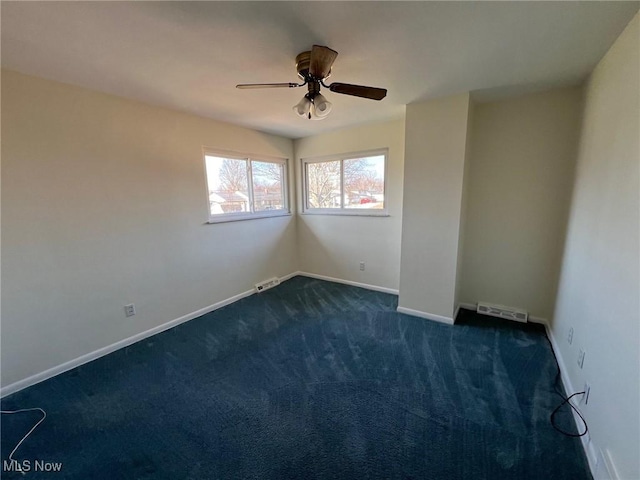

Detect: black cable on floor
[543, 332, 589, 437]
[550, 392, 589, 437]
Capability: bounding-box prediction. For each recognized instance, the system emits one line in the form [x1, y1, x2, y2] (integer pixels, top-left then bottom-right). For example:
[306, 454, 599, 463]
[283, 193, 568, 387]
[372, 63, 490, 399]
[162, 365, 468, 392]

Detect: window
[204, 150, 289, 223]
[302, 149, 388, 215]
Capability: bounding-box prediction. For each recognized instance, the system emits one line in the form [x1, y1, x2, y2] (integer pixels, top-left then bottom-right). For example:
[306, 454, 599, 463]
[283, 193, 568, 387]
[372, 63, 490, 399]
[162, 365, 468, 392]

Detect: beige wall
[293, 118, 405, 291]
[552, 14, 639, 479]
[1, 70, 297, 387]
[453, 100, 475, 314]
[459, 88, 583, 319]
[3, 18, 639, 476]
[399, 93, 471, 320]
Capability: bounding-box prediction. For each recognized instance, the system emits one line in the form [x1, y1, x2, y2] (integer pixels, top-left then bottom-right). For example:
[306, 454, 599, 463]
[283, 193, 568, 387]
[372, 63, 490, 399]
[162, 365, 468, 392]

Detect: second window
[204, 151, 289, 222]
[302, 149, 387, 215]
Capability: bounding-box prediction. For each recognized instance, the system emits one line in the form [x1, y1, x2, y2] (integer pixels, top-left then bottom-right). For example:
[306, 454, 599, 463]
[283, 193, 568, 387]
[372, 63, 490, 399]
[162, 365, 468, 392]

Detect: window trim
[301, 148, 389, 216]
[203, 147, 291, 224]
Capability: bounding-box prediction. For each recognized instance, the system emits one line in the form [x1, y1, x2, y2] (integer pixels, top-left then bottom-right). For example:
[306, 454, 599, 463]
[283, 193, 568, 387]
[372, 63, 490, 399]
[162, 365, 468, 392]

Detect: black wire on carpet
[543, 332, 589, 437]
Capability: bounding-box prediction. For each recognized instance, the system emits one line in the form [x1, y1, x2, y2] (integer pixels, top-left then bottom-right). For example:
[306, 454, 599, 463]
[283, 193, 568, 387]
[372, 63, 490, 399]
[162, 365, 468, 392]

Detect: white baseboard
[1, 272, 298, 398]
[536, 318, 599, 478]
[278, 271, 299, 283]
[396, 306, 454, 325]
[456, 302, 477, 319]
[600, 448, 621, 480]
[527, 315, 548, 325]
[458, 302, 477, 311]
[296, 271, 399, 295]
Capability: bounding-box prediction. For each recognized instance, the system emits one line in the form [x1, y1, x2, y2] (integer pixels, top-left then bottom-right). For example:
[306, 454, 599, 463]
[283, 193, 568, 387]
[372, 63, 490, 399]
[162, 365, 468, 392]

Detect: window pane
[306, 160, 341, 209]
[343, 155, 385, 209]
[205, 156, 249, 215]
[251, 161, 285, 212]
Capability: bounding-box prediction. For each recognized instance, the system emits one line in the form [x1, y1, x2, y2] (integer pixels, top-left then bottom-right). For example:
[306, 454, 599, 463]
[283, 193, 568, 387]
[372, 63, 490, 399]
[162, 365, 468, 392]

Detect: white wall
[1, 70, 297, 388]
[453, 100, 474, 315]
[459, 88, 583, 319]
[398, 93, 471, 321]
[293, 118, 405, 291]
[3, 21, 639, 477]
[552, 14, 639, 480]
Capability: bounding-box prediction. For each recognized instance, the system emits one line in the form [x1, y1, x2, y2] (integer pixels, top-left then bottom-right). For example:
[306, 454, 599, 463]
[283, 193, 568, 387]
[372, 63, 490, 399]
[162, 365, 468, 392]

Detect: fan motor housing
[295, 51, 311, 79]
[296, 51, 331, 81]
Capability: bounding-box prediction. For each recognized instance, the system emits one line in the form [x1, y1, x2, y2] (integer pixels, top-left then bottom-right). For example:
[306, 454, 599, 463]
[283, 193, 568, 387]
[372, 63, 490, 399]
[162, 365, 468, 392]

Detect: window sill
[301, 210, 390, 217]
[205, 211, 292, 224]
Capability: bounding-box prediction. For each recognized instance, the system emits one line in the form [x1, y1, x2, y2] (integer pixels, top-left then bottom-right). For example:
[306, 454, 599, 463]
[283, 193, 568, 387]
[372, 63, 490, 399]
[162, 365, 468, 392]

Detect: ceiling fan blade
[236, 82, 302, 89]
[328, 82, 387, 100]
[309, 45, 338, 79]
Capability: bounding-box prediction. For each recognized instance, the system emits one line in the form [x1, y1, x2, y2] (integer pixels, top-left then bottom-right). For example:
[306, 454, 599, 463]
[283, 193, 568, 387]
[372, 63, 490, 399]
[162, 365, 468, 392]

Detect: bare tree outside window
[252, 161, 284, 211]
[304, 153, 386, 212]
[219, 158, 248, 194]
[306, 160, 341, 208]
[207, 157, 249, 213]
[204, 154, 288, 221]
[344, 156, 385, 208]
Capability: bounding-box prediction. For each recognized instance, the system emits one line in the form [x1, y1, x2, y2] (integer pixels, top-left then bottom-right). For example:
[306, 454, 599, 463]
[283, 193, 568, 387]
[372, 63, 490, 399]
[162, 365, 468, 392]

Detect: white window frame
[203, 148, 290, 224]
[301, 148, 389, 216]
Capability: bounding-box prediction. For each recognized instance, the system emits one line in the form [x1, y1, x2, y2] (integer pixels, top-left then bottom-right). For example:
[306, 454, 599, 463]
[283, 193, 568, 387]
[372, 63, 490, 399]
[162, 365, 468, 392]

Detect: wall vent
[255, 277, 280, 293]
[477, 302, 528, 322]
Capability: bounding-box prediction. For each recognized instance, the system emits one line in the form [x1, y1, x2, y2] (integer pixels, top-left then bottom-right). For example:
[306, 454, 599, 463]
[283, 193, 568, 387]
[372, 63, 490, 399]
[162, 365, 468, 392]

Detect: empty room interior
[1, 2, 638, 479]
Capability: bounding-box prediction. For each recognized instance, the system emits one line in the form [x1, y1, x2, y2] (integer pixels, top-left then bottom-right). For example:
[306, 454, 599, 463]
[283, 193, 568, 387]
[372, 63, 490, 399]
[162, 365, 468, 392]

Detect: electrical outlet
[359, 262, 365, 271]
[567, 327, 574, 345]
[581, 382, 591, 405]
[124, 304, 136, 317]
[577, 348, 586, 369]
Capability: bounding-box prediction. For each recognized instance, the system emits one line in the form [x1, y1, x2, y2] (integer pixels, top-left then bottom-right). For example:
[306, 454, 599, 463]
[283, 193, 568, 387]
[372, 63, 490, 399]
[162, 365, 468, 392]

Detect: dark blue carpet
[1, 276, 591, 479]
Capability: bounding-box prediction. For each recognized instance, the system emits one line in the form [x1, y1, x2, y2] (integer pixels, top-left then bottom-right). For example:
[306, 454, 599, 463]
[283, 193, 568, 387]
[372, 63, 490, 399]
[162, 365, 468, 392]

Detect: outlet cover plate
[577, 348, 586, 369]
[582, 382, 591, 405]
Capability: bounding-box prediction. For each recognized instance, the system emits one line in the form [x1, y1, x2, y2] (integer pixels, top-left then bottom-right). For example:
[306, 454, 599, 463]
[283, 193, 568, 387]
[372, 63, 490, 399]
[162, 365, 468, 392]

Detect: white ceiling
[2, 2, 638, 139]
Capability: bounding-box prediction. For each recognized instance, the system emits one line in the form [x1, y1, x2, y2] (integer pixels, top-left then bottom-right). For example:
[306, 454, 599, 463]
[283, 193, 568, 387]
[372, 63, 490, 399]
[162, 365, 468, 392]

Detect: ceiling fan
[236, 45, 387, 120]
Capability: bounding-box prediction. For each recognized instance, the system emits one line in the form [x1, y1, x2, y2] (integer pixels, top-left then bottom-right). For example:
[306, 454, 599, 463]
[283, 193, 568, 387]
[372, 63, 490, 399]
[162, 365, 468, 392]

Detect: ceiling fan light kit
[293, 95, 313, 118]
[313, 93, 332, 117]
[293, 89, 333, 120]
[237, 45, 387, 120]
